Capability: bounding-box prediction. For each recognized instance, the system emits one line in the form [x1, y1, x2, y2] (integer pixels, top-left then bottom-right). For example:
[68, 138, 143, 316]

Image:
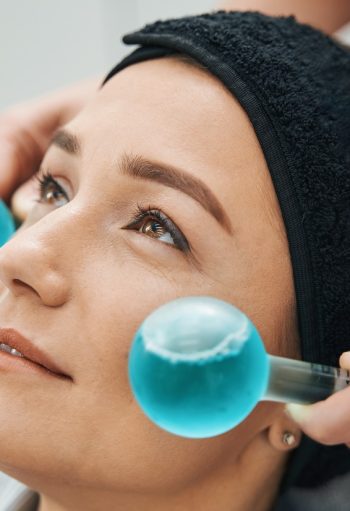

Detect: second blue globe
[128, 296, 270, 438]
[0, 200, 16, 247]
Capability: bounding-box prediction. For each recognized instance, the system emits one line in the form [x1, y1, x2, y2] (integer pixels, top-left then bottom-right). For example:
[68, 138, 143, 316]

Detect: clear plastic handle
[265, 355, 350, 404]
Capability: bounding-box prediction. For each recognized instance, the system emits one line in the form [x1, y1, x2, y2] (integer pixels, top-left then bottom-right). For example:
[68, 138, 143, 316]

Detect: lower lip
[0, 349, 66, 380]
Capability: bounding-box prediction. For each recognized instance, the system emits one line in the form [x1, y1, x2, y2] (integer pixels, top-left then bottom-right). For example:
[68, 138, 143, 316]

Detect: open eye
[139, 217, 174, 245]
[35, 171, 68, 207]
[123, 206, 189, 252]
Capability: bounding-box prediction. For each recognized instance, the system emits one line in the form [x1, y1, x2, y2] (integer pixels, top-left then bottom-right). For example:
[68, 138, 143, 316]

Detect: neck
[37, 434, 291, 511]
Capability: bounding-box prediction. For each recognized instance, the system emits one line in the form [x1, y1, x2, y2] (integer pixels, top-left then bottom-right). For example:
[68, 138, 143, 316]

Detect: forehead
[74, 59, 262, 176]
[74, 57, 260, 166]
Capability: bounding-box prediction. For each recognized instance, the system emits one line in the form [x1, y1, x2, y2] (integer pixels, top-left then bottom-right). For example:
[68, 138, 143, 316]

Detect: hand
[0, 76, 101, 212]
[286, 353, 350, 447]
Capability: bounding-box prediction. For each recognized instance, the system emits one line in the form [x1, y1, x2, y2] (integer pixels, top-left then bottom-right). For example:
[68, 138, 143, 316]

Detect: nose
[0, 212, 72, 307]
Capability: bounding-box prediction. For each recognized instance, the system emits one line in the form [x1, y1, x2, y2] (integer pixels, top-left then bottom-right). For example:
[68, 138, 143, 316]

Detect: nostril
[13, 279, 40, 297]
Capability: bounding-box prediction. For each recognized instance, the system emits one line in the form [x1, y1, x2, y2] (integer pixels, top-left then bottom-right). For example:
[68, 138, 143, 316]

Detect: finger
[0, 142, 24, 203]
[285, 385, 350, 445]
[10, 177, 38, 222]
[0, 120, 43, 202]
[0, 76, 100, 202]
[339, 352, 350, 369]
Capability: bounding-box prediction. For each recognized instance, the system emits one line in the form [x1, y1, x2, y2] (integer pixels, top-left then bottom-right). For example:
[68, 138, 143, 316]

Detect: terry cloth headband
[101, 11, 350, 368]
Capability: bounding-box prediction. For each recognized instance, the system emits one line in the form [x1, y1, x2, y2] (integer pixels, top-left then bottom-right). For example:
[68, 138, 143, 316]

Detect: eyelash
[125, 203, 189, 252]
[34, 169, 190, 253]
[35, 169, 68, 206]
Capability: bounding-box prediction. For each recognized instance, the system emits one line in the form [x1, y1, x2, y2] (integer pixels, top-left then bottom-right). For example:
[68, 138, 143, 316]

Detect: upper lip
[0, 328, 70, 379]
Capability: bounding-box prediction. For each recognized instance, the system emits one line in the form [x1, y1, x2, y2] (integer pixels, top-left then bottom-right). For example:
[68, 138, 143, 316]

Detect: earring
[282, 431, 296, 446]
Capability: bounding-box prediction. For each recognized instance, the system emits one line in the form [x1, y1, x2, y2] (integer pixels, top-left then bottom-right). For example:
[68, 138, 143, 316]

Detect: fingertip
[10, 177, 37, 222]
[339, 352, 350, 369]
[0, 146, 19, 202]
[284, 403, 313, 425]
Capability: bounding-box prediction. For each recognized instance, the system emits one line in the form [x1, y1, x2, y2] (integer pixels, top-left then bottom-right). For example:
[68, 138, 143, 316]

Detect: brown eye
[123, 206, 190, 252]
[35, 172, 68, 208]
[141, 219, 167, 239]
[139, 218, 174, 245]
[42, 183, 67, 206]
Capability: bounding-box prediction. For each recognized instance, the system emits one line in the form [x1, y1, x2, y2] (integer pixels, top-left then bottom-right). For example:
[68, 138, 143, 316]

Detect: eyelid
[123, 205, 190, 253]
[36, 168, 73, 200]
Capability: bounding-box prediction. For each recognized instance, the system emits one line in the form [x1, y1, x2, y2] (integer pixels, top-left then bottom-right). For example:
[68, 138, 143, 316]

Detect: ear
[267, 406, 302, 452]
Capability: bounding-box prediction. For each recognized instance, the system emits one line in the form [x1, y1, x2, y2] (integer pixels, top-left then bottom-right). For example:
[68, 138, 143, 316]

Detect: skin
[0, 57, 302, 511]
[219, 0, 350, 34]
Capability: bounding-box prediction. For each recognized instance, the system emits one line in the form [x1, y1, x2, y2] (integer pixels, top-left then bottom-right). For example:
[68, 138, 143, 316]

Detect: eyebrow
[50, 129, 81, 155]
[49, 129, 232, 234]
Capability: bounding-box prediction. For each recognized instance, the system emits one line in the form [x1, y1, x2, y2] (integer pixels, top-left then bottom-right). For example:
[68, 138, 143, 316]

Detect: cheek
[46, 230, 289, 491]
[74, 240, 230, 384]
[204, 229, 294, 358]
[52, 255, 232, 489]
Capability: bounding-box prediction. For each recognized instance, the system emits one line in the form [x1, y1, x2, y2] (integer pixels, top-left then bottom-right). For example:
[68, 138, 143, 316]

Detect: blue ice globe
[0, 200, 15, 247]
[128, 296, 270, 438]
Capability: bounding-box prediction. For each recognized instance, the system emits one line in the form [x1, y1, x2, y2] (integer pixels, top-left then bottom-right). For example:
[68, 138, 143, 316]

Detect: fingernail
[285, 403, 312, 424]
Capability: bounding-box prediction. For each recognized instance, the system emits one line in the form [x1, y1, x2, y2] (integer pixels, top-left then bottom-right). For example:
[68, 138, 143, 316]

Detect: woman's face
[0, 58, 297, 495]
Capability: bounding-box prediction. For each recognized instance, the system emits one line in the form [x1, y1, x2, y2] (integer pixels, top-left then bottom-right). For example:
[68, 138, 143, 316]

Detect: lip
[0, 328, 71, 380]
